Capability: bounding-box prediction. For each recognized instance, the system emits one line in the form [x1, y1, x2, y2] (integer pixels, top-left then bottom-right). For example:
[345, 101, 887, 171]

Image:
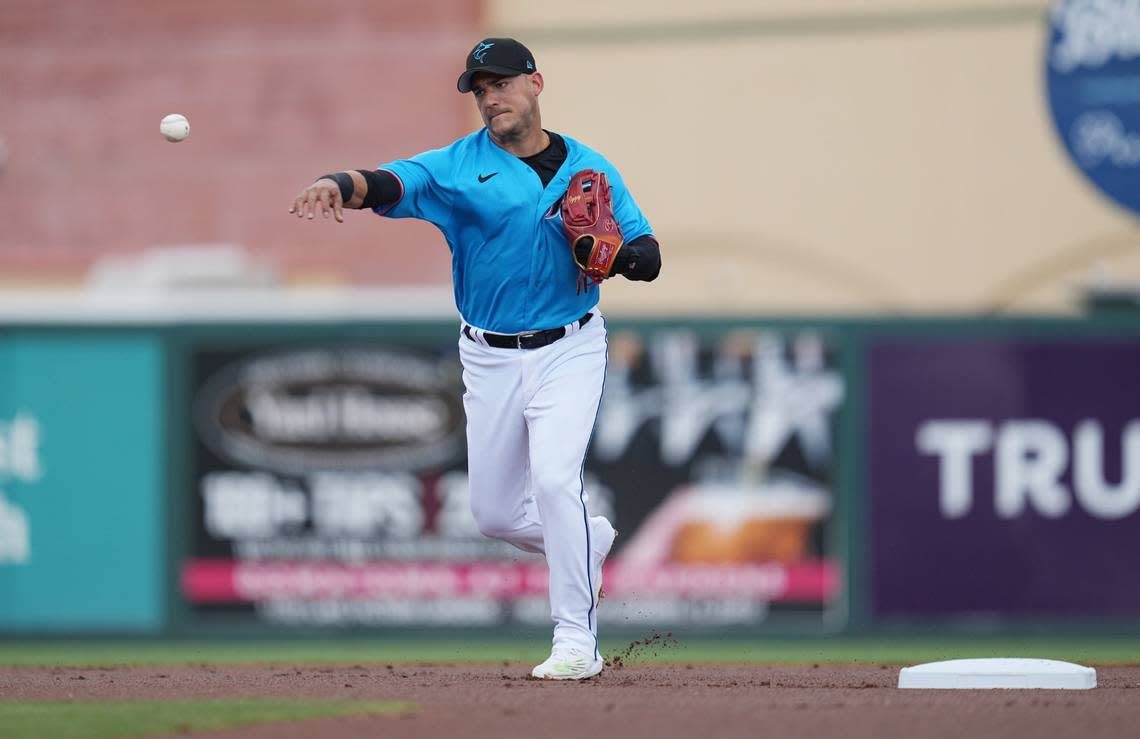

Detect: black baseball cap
[457, 37, 537, 93]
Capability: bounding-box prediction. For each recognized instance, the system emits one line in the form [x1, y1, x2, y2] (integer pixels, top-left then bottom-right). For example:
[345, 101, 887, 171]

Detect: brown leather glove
[561, 169, 624, 292]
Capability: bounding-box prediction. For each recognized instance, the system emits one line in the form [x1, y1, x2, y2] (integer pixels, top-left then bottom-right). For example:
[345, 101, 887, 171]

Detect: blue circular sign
[1046, 1, 1140, 216]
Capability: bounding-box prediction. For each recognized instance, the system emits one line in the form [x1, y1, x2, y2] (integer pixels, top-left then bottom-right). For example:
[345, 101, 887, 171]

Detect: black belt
[464, 312, 593, 350]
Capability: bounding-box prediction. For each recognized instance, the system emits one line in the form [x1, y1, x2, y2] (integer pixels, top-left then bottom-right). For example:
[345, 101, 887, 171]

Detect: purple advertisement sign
[868, 338, 1140, 619]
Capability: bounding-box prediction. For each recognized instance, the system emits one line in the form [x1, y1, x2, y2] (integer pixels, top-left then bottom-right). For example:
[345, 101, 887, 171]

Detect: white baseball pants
[459, 310, 610, 656]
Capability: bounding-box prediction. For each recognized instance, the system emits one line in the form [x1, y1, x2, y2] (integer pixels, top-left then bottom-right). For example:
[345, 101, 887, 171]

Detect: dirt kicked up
[2, 663, 1140, 739]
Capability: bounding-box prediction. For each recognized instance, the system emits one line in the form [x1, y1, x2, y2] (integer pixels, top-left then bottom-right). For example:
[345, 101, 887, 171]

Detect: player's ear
[530, 71, 544, 97]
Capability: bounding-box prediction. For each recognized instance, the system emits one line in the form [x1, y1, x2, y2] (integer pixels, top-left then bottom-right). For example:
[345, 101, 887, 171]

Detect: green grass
[0, 698, 411, 739]
[2, 636, 1140, 667]
[0, 639, 538, 667]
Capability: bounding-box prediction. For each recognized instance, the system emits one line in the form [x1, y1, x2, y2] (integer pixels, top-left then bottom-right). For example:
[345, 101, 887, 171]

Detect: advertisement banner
[182, 324, 846, 630]
[0, 335, 163, 632]
[868, 338, 1140, 619]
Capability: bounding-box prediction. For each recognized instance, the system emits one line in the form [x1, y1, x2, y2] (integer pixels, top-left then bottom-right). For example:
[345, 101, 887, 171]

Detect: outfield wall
[3, 300, 1139, 636]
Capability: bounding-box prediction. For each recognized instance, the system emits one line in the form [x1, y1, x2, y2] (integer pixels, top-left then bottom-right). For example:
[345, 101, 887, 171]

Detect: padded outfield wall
[3, 307, 1140, 636]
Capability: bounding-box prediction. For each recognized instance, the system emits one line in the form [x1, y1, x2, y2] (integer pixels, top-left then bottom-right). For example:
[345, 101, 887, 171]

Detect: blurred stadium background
[3, 0, 1140, 651]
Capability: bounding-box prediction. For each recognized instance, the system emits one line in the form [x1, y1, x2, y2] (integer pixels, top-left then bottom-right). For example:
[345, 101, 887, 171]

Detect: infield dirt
[3, 663, 1140, 738]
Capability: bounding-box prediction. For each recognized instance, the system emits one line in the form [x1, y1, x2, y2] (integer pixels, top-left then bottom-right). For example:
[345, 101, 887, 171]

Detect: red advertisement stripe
[181, 559, 839, 604]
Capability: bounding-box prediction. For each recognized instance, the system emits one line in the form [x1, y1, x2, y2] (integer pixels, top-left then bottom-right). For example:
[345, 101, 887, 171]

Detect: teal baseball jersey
[376, 129, 653, 334]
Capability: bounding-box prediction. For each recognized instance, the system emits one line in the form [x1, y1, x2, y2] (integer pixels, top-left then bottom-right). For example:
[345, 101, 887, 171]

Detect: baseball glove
[561, 169, 624, 292]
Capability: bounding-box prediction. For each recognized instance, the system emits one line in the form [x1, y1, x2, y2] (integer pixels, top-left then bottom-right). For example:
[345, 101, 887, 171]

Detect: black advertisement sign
[181, 324, 846, 630]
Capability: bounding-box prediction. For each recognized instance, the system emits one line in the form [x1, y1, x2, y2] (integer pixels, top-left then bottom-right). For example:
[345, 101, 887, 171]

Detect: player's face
[471, 72, 543, 141]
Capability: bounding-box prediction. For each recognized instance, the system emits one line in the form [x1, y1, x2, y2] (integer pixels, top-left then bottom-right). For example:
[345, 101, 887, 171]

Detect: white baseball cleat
[591, 516, 617, 606]
[531, 648, 605, 680]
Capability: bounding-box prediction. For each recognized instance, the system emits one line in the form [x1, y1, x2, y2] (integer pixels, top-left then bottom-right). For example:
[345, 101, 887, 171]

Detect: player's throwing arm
[289, 168, 401, 223]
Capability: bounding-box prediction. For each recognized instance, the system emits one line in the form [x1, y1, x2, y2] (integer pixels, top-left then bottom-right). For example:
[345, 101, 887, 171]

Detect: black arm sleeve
[611, 234, 661, 281]
[357, 169, 403, 211]
[316, 169, 403, 210]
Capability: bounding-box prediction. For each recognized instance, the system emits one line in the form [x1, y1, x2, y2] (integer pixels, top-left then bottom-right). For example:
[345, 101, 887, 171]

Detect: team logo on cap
[473, 41, 494, 63]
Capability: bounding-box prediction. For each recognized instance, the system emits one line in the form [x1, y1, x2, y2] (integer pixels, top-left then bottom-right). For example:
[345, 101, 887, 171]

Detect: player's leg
[459, 337, 545, 554]
[523, 315, 615, 663]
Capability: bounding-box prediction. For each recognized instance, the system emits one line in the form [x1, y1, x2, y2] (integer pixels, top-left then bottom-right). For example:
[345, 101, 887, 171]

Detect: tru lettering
[915, 419, 1140, 520]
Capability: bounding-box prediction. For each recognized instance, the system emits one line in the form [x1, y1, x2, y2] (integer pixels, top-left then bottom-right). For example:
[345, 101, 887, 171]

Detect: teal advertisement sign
[0, 334, 164, 632]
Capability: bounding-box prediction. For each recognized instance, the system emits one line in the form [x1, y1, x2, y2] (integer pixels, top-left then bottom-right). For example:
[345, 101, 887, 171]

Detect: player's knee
[470, 504, 514, 540]
[476, 519, 512, 540]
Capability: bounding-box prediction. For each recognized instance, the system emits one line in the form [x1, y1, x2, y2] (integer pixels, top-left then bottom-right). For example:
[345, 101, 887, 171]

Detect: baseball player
[289, 37, 661, 680]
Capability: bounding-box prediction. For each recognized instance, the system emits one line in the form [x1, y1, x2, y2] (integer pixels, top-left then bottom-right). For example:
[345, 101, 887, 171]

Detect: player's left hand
[561, 169, 623, 291]
[289, 178, 344, 223]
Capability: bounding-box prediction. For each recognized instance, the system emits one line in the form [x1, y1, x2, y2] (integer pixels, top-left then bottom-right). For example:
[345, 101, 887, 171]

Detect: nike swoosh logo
[478, 172, 499, 183]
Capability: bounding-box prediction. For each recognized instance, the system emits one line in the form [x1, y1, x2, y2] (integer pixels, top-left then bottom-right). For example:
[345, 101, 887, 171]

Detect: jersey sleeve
[374, 146, 454, 228]
[606, 167, 653, 243]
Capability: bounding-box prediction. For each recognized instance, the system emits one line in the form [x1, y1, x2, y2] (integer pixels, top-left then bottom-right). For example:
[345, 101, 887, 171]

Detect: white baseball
[160, 113, 190, 142]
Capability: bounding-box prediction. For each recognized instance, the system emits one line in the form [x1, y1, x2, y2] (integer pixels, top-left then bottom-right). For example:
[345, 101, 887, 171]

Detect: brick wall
[0, 0, 480, 285]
